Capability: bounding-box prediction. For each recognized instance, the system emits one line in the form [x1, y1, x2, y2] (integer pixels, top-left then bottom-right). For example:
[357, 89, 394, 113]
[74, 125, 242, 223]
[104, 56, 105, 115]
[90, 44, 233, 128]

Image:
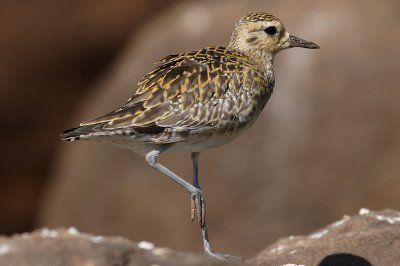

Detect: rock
[2, 209, 399, 265]
[251, 209, 400, 265]
[0, 228, 245, 266]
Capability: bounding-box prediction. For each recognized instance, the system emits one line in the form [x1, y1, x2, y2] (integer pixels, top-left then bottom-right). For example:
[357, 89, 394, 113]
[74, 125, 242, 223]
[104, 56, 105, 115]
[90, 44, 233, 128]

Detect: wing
[76, 47, 267, 136]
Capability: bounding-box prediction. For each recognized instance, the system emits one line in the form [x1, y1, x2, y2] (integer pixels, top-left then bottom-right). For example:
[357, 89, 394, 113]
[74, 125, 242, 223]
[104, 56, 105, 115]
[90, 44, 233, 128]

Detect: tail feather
[61, 123, 165, 142]
[61, 126, 94, 141]
[61, 125, 148, 142]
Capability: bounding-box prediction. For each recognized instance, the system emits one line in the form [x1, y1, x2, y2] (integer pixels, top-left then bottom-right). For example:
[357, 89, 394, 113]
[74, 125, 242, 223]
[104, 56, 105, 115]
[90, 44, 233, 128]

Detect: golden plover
[62, 12, 319, 260]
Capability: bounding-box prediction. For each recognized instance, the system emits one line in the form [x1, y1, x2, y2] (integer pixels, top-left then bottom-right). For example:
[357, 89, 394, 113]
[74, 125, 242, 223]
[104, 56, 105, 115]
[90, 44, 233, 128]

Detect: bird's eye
[264, 26, 277, 36]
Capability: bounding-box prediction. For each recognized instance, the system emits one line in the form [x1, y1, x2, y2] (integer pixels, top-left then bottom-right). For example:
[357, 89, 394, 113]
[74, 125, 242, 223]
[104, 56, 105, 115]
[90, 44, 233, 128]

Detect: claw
[191, 190, 206, 227]
[202, 224, 242, 260]
[191, 196, 195, 222]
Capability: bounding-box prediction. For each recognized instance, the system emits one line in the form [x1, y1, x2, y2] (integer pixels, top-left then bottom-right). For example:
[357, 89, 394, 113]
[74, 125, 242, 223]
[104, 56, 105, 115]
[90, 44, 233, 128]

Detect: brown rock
[0, 228, 244, 266]
[2, 209, 399, 265]
[252, 209, 400, 265]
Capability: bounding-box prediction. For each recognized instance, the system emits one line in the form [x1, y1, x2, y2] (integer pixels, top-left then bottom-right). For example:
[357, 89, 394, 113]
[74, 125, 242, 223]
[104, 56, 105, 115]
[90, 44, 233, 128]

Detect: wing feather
[78, 47, 267, 135]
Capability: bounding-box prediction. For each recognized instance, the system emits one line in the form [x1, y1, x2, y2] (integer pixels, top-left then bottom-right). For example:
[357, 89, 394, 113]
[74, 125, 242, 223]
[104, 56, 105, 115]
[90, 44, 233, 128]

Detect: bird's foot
[190, 189, 206, 227]
[206, 251, 243, 261]
[202, 225, 243, 261]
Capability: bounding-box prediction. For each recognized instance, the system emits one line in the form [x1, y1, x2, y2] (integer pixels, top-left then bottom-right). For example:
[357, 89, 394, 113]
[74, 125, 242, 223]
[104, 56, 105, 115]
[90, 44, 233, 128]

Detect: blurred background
[1, 0, 400, 258]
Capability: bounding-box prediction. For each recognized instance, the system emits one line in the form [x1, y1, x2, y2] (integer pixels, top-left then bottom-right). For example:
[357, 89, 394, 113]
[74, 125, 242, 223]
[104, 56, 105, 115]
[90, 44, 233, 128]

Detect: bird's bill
[288, 35, 319, 49]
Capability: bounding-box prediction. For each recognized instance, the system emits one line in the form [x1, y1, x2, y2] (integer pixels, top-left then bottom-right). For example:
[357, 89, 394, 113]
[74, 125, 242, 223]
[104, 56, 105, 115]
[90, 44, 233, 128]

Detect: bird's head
[229, 12, 319, 62]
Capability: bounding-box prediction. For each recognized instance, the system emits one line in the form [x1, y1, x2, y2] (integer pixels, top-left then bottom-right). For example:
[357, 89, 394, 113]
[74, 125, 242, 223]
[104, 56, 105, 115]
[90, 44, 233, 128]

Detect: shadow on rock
[318, 253, 372, 266]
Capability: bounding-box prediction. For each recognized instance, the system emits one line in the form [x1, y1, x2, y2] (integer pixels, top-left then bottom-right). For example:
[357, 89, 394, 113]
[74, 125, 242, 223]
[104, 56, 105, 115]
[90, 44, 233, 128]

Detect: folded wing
[64, 47, 266, 140]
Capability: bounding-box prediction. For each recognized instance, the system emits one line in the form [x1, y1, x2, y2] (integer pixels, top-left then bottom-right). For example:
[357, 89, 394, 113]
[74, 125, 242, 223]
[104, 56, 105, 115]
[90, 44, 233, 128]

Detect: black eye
[264, 26, 277, 36]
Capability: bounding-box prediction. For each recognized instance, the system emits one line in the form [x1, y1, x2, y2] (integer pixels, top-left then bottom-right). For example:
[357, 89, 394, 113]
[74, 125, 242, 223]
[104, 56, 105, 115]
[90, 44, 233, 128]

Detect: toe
[190, 197, 195, 222]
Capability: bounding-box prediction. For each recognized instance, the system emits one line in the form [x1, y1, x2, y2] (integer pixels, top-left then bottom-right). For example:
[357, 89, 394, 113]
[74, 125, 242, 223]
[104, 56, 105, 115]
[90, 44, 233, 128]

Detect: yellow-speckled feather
[79, 46, 271, 135]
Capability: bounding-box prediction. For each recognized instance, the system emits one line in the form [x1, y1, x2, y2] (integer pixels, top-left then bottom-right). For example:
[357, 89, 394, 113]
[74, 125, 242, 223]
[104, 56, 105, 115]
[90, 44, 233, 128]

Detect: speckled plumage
[61, 12, 319, 260]
[241, 12, 278, 22]
[63, 46, 273, 155]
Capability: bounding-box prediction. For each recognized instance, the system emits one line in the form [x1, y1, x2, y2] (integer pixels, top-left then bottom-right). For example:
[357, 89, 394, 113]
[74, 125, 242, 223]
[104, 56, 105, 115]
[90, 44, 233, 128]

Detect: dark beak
[288, 35, 319, 49]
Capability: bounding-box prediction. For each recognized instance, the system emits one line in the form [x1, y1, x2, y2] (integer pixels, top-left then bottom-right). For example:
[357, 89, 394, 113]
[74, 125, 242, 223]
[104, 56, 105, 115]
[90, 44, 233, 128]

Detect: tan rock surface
[252, 209, 400, 265]
[2, 209, 399, 265]
[0, 228, 242, 266]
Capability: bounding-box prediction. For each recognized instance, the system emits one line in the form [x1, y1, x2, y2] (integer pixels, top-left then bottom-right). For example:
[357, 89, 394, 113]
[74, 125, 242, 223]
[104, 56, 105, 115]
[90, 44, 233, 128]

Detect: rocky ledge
[1, 209, 400, 265]
[252, 208, 400, 265]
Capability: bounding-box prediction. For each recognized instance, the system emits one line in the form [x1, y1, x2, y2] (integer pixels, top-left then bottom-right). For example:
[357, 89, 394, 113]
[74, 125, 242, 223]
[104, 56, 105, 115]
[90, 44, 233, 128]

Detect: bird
[62, 11, 319, 260]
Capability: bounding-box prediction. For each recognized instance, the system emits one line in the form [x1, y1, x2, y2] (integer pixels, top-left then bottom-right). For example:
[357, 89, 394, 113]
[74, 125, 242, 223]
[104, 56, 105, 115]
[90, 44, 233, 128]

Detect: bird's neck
[248, 49, 274, 68]
[245, 49, 275, 79]
[228, 45, 275, 79]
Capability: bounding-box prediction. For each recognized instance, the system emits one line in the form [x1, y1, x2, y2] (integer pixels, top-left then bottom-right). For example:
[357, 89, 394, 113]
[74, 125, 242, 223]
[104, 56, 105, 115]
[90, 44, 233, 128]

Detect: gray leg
[145, 149, 241, 261]
[190, 152, 242, 261]
[145, 148, 206, 229]
[145, 149, 201, 196]
[192, 152, 201, 188]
